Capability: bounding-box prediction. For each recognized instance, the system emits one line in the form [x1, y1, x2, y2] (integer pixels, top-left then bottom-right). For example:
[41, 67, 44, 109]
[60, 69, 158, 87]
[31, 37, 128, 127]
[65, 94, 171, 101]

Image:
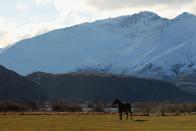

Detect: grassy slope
[0, 114, 196, 131]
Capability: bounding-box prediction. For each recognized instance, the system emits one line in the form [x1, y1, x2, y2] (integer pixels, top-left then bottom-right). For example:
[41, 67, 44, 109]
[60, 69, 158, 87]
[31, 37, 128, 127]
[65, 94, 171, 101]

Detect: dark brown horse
[113, 99, 133, 120]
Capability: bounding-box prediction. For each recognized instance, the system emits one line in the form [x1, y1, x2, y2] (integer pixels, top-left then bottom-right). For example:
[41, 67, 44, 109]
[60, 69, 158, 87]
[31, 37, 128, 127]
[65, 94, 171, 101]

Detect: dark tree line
[1, 100, 196, 116]
[0, 101, 38, 112]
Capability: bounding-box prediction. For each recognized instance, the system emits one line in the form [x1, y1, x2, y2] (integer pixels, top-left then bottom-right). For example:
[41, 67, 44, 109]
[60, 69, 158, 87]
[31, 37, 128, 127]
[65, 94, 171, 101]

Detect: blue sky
[0, 0, 196, 47]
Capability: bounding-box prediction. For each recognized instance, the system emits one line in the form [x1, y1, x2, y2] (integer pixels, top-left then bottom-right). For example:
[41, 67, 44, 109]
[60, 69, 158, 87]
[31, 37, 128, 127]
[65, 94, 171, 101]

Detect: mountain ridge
[0, 65, 48, 101]
[26, 71, 196, 101]
[0, 11, 196, 80]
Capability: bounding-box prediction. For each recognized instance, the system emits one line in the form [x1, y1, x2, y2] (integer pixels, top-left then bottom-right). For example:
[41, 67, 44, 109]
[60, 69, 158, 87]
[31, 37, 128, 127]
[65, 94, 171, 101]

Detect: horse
[113, 99, 133, 120]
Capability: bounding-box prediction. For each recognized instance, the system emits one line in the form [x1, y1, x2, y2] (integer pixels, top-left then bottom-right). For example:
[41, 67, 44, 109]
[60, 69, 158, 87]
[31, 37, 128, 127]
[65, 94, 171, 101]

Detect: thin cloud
[87, 0, 194, 10]
[16, 0, 28, 12]
[0, 0, 196, 48]
[32, 0, 52, 6]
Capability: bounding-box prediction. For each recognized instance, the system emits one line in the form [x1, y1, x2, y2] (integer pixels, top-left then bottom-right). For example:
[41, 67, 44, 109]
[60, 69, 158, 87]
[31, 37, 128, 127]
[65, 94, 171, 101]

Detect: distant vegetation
[1, 100, 196, 117]
[0, 101, 38, 112]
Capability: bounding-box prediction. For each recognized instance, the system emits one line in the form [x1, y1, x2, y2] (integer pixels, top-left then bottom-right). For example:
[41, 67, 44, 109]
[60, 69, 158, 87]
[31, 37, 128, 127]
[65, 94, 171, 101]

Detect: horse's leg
[130, 111, 133, 120]
[119, 112, 122, 120]
[125, 111, 128, 120]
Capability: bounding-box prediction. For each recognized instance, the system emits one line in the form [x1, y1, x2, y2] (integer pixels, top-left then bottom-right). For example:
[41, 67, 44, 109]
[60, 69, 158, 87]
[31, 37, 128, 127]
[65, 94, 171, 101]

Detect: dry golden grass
[0, 113, 196, 131]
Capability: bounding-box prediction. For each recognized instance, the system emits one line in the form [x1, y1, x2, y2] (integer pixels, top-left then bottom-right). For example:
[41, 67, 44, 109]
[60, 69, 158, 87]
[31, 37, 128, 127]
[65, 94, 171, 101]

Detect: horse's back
[125, 103, 131, 106]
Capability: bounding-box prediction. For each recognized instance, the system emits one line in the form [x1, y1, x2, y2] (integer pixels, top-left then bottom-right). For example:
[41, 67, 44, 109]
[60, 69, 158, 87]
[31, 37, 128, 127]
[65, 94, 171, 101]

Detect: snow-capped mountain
[0, 11, 196, 79]
[0, 48, 4, 54]
[0, 46, 10, 54]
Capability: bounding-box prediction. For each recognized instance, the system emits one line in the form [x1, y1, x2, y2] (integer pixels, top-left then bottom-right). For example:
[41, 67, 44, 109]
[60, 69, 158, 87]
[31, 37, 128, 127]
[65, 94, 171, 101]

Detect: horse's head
[113, 99, 119, 105]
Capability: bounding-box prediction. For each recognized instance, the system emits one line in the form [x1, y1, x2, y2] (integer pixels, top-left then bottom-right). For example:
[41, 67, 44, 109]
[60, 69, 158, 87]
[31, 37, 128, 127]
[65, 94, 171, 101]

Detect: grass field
[0, 114, 196, 131]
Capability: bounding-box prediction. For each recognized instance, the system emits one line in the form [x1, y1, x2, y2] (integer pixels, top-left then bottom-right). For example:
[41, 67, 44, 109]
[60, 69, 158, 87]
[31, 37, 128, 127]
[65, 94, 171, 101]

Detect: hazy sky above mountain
[0, 0, 196, 48]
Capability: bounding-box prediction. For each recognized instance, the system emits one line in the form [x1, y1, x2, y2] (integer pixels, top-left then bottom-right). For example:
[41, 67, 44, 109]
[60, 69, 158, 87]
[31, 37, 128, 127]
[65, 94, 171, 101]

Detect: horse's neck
[117, 101, 123, 106]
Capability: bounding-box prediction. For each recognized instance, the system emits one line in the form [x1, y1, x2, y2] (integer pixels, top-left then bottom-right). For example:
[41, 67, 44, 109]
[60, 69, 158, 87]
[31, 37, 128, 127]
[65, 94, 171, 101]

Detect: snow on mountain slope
[0, 11, 196, 79]
[0, 46, 11, 54]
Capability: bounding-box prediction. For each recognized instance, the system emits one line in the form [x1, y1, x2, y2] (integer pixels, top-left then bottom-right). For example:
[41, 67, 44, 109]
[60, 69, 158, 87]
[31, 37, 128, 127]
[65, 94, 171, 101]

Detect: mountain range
[0, 65, 48, 101]
[26, 72, 196, 101]
[0, 64, 194, 102]
[0, 11, 196, 80]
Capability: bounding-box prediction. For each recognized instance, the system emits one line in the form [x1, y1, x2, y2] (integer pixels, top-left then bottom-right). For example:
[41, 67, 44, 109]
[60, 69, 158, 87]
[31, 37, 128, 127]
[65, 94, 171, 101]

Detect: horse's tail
[128, 104, 133, 120]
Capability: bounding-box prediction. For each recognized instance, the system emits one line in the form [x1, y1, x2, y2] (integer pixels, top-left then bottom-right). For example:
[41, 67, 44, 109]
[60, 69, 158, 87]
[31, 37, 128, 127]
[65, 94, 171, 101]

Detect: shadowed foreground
[0, 114, 196, 131]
